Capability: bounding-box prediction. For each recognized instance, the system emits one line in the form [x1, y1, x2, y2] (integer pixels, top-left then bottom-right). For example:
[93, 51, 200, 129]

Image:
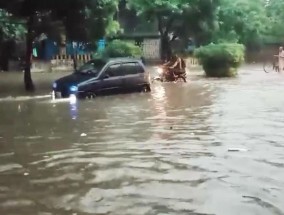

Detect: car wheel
[87, 93, 96, 99]
[80, 92, 96, 99]
[142, 84, 151, 92]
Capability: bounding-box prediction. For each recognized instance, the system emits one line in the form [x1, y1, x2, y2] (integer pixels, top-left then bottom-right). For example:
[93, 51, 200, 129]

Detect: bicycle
[263, 55, 280, 73]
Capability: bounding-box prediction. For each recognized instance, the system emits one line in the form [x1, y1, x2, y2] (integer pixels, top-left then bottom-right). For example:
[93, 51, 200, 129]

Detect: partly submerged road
[0, 65, 284, 215]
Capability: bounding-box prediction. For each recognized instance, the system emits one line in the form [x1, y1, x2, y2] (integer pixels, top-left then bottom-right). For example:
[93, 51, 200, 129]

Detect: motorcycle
[153, 66, 187, 83]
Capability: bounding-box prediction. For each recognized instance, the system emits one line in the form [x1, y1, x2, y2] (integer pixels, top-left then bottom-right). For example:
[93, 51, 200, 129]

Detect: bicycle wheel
[263, 61, 275, 73]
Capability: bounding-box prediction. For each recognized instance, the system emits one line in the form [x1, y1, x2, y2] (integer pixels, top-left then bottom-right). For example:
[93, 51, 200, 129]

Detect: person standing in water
[278, 46, 284, 72]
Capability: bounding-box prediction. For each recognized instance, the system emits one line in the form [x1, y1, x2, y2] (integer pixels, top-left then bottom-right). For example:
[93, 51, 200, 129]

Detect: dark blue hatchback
[52, 58, 151, 98]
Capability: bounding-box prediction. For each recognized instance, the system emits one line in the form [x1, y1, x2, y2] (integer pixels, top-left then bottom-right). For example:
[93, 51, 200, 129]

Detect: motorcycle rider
[161, 55, 175, 79]
[163, 55, 175, 66]
[169, 54, 186, 82]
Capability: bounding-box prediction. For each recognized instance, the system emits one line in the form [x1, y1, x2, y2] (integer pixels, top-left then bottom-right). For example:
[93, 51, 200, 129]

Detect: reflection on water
[69, 102, 78, 120]
[1, 66, 284, 215]
[69, 95, 78, 120]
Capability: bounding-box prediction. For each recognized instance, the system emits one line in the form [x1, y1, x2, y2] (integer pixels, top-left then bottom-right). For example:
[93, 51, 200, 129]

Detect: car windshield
[76, 59, 106, 76]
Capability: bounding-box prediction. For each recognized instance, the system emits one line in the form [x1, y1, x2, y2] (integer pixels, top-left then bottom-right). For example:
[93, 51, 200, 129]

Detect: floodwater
[1, 65, 284, 215]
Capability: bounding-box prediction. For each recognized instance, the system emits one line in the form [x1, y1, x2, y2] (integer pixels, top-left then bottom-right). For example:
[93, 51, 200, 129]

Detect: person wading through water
[278, 46, 284, 72]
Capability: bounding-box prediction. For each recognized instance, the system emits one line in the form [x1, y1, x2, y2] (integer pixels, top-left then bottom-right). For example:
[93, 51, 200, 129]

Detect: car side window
[122, 62, 144, 75]
[105, 64, 122, 77]
[136, 63, 145, 73]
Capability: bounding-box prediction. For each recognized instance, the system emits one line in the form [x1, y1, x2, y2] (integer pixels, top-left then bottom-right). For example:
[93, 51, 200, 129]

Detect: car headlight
[52, 82, 57, 89]
[156, 67, 163, 74]
[69, 85, 78, 93]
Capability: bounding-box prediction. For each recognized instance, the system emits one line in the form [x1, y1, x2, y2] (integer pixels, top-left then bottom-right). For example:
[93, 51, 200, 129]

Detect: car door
[98, 63, 124, 95]
[121, 62, 144, 90]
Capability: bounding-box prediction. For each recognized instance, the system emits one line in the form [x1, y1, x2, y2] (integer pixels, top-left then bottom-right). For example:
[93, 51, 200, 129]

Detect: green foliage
[180, 0, 219, 45]
[0, 0, 120, 43]
[128, 0, 219, 58]
[127, 0, 189, 41]
[84, 0, 121, 42]
[105, 20, 123, 37]
[102, 40, 142, 58]
[128, 0, 219, 40]
[127, 0, 281, 50]
[194, 43, 245, 77]
[0, 9, 26, 41]
[128, 0, 186, 17]
[265, 0, 284, 42]
[0, 0, 121, 91]
[212, 0, 268, 48]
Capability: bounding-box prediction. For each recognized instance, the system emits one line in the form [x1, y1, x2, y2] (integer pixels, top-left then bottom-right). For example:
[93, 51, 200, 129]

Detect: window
[136, 63, 145, 73]
[76, 59, 106, 76]
[105, 64, 123, 77]
[122, 63, 136, 75]
[122, 62, 144, 75]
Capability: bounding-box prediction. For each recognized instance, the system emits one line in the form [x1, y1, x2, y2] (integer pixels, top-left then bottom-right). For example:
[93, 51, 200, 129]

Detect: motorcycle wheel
[175, 75, 187, 83]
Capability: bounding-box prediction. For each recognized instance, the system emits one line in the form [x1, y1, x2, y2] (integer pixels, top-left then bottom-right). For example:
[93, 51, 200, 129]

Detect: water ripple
[1, 66, 284, 214]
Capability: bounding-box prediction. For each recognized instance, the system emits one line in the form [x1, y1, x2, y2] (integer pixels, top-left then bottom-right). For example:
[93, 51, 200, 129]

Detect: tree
[0, 0, 84, 91]
[212, 0, 269, 49]
[63, 0, 120, 70]
[0, 9, 26, 70]
[128, 0, 219, 60]
[194, 43, 245, 77]
[265, 0, 284, 43]
[0, 0, 119, 91]
[0, 9, 26, 41]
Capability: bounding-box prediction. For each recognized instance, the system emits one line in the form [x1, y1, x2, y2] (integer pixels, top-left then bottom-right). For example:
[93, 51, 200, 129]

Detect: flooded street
[1, 65, 284, 215]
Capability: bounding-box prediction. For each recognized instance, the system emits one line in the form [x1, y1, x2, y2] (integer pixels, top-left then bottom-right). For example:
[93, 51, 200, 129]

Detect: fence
[49, 54, 94, 72]
[186, 57, 200, 67]
[51, 54, 93, 66]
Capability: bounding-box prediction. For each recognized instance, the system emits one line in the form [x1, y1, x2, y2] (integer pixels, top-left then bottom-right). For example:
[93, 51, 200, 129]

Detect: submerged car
[52, 58, 151, 98]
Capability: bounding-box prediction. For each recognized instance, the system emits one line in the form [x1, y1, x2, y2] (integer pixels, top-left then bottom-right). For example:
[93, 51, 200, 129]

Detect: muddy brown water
[0, 65, 284, 215]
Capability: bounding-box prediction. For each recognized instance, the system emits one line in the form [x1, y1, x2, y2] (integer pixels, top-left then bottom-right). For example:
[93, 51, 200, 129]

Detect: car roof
[87, 57, 143, 66]
[107, 57, 142, 63]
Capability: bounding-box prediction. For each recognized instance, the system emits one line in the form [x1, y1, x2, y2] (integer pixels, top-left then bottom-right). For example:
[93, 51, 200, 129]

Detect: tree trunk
[24, 16, 35, 92]
[160, 34, 172, 61]
[157, 15, 174, 62]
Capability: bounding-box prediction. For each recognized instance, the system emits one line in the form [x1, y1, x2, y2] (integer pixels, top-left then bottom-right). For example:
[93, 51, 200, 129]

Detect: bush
[102, 40, 142, 58]
[194, 43, 245, 77]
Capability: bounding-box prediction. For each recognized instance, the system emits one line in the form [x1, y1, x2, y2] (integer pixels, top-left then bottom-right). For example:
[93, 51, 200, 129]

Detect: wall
[246, 45, 279, 63]
[109, 36, 161, 60]
[142, 39, 161, 60]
